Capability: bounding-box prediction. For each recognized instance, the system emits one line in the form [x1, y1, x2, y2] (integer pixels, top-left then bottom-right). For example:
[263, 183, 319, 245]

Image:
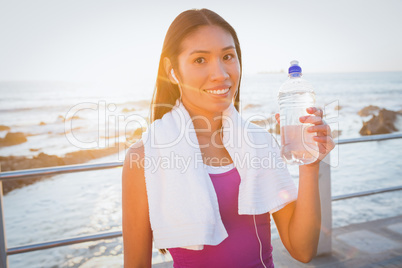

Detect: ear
[163, 57, 178, 85]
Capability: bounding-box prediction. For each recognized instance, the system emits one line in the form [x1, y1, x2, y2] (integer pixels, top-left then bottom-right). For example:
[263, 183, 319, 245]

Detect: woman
[122, 8, 335, 268]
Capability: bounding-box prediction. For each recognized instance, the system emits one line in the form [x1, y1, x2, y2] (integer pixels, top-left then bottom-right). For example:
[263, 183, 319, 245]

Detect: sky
[1, 0, 401, 88]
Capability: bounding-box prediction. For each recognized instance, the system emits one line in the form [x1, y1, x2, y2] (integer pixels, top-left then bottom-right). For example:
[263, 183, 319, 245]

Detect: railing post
[0, 166, 9, 268]
[316, 154, 332, 256]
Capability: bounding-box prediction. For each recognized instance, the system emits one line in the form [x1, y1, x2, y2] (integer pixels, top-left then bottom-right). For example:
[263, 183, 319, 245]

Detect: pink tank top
[168, 165, 275, 268]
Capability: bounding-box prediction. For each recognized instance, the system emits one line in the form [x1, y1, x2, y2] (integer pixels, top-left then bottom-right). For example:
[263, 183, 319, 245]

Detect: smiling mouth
[203, 87, 230, 95]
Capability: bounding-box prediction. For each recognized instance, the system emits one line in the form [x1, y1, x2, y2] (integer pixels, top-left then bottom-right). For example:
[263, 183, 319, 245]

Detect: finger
[315, 140, 335, 156]
[317, 143, 328, 154]
[307, 124, 331, 135]
[300, 115, 323, 125]
[275, 113, 280, 125]
[306, 107, 316, 114]
[306, 107, 323, 118]
[313, 135, 335, 148]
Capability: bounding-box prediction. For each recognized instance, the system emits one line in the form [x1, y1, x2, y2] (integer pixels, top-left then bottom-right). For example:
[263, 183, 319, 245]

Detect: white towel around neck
[141, 99, 297, 250]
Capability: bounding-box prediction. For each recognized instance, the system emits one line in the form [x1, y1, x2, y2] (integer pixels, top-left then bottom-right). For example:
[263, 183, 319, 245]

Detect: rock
[359, 109, 399, 135]
[268, 123, 280, 135]
[0, 132, 27, 146]
[126, 127, 145, 142]
[122, 107, 136, 113]
[133, 127, 144, 136]
[34, 152, 65, 167]
[358, 105, 380, 117]
[56, 115, 65, 122]
[251, 118, 274, 126]
[39, 121, 46, 126]
[243, 103, 261, 110]
[0, 125, 10, 131]
[65, 115, 82, 121]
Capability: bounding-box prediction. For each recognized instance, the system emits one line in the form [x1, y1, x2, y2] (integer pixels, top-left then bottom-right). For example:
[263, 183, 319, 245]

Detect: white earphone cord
[253, 214, 267, 268]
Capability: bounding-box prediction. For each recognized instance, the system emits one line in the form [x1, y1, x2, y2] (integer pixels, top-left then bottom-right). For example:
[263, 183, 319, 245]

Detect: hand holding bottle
[275, 106, 335, 165]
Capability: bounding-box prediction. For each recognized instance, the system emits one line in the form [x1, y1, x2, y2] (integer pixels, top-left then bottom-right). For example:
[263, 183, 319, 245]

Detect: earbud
[171, 69, 183, 98]
[171, 69, 179, 84]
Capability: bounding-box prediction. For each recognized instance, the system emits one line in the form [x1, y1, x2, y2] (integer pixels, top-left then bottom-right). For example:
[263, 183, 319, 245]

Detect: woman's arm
[122, 141, 153, 267]
[272, 164, 320, 263]
[272, 107, 335, 263]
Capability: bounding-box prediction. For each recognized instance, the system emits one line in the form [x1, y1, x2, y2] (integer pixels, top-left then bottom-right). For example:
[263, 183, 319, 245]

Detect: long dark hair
[150, 8, 242, 123]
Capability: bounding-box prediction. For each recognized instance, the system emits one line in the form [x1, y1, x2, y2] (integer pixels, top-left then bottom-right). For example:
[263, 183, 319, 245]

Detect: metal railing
[0, 132, 402, 267]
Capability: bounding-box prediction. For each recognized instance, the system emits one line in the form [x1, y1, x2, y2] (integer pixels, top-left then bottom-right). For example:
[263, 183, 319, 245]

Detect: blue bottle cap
[288, 60, 302, 74]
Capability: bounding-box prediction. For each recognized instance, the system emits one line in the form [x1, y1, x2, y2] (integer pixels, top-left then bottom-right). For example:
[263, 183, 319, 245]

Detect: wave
[0, 99, 151, 114]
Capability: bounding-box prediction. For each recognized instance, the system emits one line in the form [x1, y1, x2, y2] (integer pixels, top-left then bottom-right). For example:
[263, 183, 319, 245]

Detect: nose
[209, 59, 229, 81]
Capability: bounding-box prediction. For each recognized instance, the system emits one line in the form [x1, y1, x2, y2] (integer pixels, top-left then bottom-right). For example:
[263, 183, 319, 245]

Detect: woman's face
[175, 25, 240, 117]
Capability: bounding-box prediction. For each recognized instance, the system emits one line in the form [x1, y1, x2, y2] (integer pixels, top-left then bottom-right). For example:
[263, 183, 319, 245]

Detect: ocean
[1, 72, 402, 267]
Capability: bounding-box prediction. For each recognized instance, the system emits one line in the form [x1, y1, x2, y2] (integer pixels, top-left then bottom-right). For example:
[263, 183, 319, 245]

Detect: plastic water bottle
[277, 60, 319, 165]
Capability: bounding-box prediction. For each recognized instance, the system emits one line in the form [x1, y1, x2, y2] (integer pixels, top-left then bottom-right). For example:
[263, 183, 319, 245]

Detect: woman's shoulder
[127, 139, 144, 154]
[122, 139, 147, 198]
[123, 139, 145, 172]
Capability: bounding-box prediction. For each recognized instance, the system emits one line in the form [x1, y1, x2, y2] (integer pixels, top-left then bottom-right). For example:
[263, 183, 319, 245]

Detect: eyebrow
[189, 46, 235, 55]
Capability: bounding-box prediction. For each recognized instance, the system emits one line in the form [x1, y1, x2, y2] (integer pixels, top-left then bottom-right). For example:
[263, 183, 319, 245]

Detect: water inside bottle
[278, 91, 319, 165]
[280, 124, 319, 165]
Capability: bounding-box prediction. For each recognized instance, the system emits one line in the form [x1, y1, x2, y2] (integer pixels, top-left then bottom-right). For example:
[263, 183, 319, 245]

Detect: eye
[194, 57, 205, 64]
[223, 54, 235, 61]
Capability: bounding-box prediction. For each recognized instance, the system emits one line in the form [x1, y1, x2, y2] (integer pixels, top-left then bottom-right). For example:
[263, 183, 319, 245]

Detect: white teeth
[205, 88, 230, 95]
